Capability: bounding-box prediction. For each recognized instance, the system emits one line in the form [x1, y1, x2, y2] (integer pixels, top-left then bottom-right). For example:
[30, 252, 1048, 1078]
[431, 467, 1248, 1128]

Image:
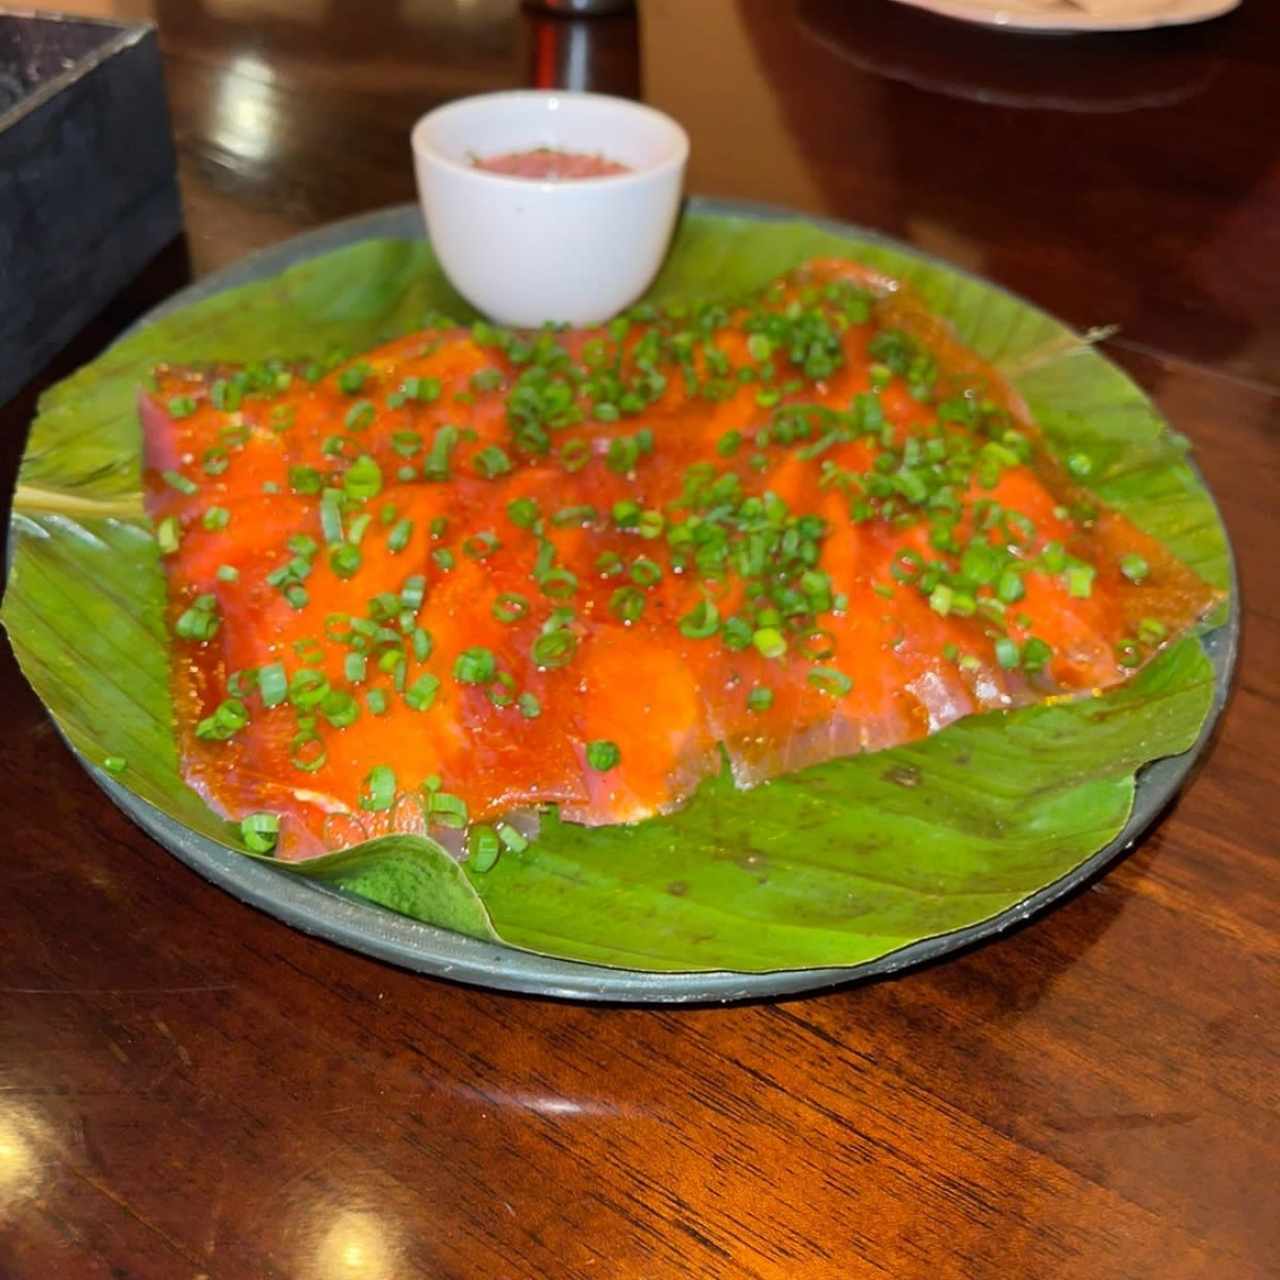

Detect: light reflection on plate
[890, 0, 1239, 34]
[798, 0, 1222, 112]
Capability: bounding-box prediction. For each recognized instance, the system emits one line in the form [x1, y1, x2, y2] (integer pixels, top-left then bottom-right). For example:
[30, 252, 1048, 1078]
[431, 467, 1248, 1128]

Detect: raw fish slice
[140, 258, 1221, 859]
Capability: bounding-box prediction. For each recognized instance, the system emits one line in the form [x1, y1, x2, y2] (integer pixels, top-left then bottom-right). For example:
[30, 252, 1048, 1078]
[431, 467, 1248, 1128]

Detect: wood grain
[1, 2, 1276, 1277]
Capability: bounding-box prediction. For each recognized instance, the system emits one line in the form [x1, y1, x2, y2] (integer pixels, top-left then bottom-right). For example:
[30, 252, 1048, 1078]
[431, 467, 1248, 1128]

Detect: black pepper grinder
[521, 0, 641, 98]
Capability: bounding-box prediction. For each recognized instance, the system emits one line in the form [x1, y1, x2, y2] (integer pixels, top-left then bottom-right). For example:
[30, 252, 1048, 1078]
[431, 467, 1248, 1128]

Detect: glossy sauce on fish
[141, 260, 1220, 860]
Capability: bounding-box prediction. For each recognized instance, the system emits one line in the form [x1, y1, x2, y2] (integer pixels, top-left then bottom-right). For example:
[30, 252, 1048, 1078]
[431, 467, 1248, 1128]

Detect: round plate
[891, 0, 1239, 33]
[82, 199, 1237, 1003]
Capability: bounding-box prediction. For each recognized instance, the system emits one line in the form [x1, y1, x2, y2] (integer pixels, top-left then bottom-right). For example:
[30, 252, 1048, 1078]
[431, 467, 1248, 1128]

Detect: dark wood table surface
[2, 2, 1276, 1276]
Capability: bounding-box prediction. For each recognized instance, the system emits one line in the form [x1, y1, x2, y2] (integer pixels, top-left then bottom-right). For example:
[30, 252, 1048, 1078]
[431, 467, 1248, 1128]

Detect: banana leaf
[1, 213, 1230, 973]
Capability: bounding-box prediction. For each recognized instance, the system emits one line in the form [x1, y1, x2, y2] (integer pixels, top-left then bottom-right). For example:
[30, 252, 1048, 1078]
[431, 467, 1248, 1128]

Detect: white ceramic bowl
[411, 91, 689, 328]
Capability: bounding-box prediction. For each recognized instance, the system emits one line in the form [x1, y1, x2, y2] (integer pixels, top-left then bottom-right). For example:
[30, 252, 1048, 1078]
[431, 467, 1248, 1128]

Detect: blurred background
[13, 0, 1276, 389]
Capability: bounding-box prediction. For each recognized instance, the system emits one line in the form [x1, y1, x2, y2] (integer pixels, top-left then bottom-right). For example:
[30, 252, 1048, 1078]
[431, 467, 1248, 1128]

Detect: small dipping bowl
[411, 90, 689, 328]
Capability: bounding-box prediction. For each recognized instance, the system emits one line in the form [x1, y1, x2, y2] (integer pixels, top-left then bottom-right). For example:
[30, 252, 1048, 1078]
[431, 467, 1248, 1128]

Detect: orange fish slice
[140, 259, 1220, 859]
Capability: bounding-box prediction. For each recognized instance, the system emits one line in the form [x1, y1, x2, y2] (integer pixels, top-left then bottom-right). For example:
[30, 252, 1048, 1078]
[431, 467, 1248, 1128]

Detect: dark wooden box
[0, 12, 182, 405]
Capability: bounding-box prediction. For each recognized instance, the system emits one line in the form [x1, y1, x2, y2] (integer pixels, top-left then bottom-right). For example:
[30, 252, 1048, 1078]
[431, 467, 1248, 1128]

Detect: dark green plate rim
[75, 198, 1238, 1003]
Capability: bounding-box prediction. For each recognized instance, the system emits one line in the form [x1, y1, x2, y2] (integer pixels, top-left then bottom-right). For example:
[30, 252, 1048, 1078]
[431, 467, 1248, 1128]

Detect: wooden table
[2, 2, 1276, 1276]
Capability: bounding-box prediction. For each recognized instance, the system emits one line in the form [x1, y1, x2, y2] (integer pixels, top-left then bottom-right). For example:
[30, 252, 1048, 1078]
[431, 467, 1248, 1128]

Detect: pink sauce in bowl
[412, 90, 689, 325]
[472, 147, 631, 180]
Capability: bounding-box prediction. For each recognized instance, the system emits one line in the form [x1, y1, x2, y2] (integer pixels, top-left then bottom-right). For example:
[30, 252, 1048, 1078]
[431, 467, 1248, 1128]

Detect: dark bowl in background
[0, 10, 182, 406]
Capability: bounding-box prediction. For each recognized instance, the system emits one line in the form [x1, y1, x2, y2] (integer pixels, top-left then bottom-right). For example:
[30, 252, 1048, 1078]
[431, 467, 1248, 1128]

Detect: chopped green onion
[747, 685, 774, 713]
[551, 504, 596, 528]
[807, 666, 852, 697]
[722, 615, 753, 651]
[288, 466, 323, 495]
[473, 445, 513, 478]
[167, 396, 198, 420]
[453, 647, 496, 685]
[536, 567, 578, 600]
[717, 430, 743, 457]
[365, 688, 389, 716]
[679, 599, 720, 639]
[257, 662, 287, 707]
[1138, 617, 1167, 645]
[1116, 640, 1143, 669]
[507, 497, 540, 529]
[399, 574, 427, 610]
[517, 692, 541, 719]
[343, 454, 383, 502]
[1021, 636, 1053, 672]
[344, 400, 375, 431]
[343, 514, 372, 549]
[240, 812, 279, 854]
[636, 510, 665, 540]
[496, 823, 529, 853]
[586, 739, 621, 771]
[359, 764, 396, 812]
[336, 364, 368, 395]
[156, 516, 181, 555]
[289, 730, 327, 773]
[329, 543, 362, 579]
[994, 637, 1020, 669]
[492, 592, 530, 624]
[401, 375, 441, 403]
[611, 500, 640, 528]
[319, 491, 345, 544]
[321, 690, 360, 729]
[175, 596, 221, 641]
[210, 379, 240, 412]
[378, 649, 406, 691]
[1040, 541, 1067, 573]
[344, 652, 367, 684]
[1066, 563, 1096, 599]
[288, 668, 330, 709]
[609, 586, 646, 623]
[752, 627, 787, 659]
[1119, 553, 1150, 584]
[162, 468, 198, 495]
[559, 439, 590, 472]
[530, 629, 577, 669]
[195, 697, 250, 741]
[996, 567, 1025, 604]
[387, 518, 413, 553]
[468, 825, 501, 873]
[390, 431, 422, 460]
[202, 447, 229, 476]
[103, 756, 127, 775]
[426, 789, 468, 828]
[216, 564, 239, 583]
[463, 531, 501, 560]
[405, 673, 440, 711]
[630, 557, 662, 587]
